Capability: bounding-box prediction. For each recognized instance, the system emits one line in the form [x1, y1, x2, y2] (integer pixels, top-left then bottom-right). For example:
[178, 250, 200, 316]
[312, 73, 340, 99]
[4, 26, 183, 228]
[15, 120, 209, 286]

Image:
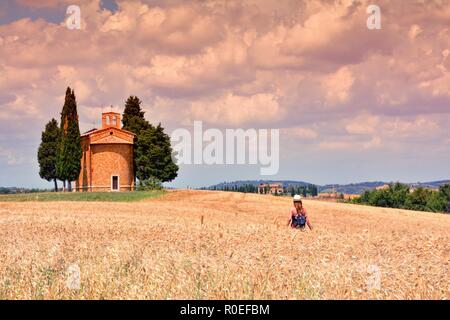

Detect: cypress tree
[37, 118, 60, 191]
[122, 96, 146, 130]
[135, 123, 178, 183]
[122, 96, 150, 185]
[122, 96, 178, 185]
[56, 87, 82, 191]
[312, 185, 318, 197]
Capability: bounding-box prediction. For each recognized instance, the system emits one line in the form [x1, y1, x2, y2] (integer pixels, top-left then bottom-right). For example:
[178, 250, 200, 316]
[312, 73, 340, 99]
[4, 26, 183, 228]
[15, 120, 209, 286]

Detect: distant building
[75, 111, 135, 192]
[317, 192, 341, 200]
[316, 192, 358, 201]
[258, 183, 284, 195]
[343, 194, 360, 200]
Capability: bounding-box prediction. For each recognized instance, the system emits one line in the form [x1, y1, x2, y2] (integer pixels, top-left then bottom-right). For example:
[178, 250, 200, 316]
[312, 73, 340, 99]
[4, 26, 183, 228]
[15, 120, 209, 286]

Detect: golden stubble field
[0, 190, 449, 299]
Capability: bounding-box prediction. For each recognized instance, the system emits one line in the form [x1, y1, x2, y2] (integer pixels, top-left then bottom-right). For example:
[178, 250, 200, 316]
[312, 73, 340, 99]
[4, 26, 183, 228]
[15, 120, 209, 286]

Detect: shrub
[137, 177, 163, 191]
[425, 191, 447, 213]
[353, 183, 449, 214]
[404, 187, 431, 211]
[438, 184, 450, 212]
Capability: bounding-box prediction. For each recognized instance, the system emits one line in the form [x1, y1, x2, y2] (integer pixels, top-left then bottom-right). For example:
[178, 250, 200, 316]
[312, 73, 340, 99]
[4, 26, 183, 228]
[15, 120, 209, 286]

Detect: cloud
[318, 140, 354, 151]
[0, 146, 27, 166]
[1, 0, 450, 185]
[281, 127, 318, 139]
[322, 66, 355, 105]
[345, 114, 380, 135]
[317, 112, 448, 152]
[16, 0, 62, 8]
[190, 93, 283, 126]
[382, 116, 442, 140]
[409, 24, 423, 41]
[318, 135, 382, 151]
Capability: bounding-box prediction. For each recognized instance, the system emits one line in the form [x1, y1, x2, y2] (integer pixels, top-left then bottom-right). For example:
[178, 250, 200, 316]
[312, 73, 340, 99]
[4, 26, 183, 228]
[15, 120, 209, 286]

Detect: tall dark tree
[302, 187, 307, 197]
[122, 96, 151, 184]
[135, 124, 178, 183]
[122, 96, 178, 185]
[312, 185, 318, 197]
[56, 87, 82, 191]
[37, 118, 60, 191]
[122, 96, 147, 131]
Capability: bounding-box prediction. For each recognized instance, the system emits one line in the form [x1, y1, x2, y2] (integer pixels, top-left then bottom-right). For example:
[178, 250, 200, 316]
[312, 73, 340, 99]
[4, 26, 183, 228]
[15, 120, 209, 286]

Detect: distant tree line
[37, 88, 178, 191]
[0, 187, 50, 194]
[352, 182, 450, 213]
[204, 183, 318, 196]
[206, 184, 258, 193]
[286, 184, 318, 197]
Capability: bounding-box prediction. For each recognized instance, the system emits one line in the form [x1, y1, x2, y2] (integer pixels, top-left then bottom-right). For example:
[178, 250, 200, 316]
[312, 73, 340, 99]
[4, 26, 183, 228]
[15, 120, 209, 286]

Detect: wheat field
[0, 190, 448, 299]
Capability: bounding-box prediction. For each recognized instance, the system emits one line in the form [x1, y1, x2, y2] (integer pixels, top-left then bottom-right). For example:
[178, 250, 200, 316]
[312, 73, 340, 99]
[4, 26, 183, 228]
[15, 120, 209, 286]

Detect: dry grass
[0, 190, 448, 299]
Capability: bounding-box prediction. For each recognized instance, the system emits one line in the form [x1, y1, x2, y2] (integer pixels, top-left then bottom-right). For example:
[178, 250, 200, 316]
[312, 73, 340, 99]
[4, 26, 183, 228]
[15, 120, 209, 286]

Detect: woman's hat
[293, 194, 302, 202]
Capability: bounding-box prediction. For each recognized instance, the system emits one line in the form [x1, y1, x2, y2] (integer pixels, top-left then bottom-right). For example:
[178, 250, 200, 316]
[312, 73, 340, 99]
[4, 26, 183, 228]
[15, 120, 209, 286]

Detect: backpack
[292, 214, 306, 228]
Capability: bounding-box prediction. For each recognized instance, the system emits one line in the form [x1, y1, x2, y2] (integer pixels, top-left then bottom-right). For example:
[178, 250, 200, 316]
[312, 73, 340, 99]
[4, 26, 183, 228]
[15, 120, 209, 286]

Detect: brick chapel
[75, 111, 135, 192]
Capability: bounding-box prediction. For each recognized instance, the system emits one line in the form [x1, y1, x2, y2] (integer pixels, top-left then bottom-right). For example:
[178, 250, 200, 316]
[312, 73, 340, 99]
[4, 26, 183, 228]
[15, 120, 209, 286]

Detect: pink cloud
[189, 93, 283, 126]
[0, 0, 449, 173]
[16, 0, 62, 8]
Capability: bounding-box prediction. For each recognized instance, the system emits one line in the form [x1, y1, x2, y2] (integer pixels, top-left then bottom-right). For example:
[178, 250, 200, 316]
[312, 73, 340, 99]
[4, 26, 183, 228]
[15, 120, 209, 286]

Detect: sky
[0, 0, 449, 189]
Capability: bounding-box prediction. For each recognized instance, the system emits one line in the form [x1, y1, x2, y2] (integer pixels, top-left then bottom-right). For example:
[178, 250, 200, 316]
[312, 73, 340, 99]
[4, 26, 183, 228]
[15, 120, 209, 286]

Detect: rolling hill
[204, 180, 450, 194]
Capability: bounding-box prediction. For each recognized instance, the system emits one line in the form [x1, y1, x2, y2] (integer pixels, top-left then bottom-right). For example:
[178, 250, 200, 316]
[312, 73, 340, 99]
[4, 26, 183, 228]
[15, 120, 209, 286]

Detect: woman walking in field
[288, 195, 313, 230]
